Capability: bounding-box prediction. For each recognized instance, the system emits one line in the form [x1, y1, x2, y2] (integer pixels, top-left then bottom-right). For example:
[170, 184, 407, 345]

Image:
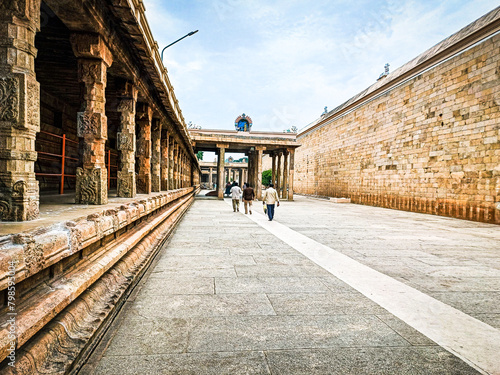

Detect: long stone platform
[83, 195, 500, 375]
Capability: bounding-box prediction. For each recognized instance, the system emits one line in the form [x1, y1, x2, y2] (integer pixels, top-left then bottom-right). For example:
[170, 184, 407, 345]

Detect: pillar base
[76, 167, 107, 204]
[117, 170, 136, 198]
[0, 179, 39, 221]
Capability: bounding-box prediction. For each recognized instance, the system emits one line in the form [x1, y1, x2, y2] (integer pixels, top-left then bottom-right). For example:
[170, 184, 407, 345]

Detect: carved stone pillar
[283, 150, 288, 199]
[151, 118, 161, 192]
[181, 153, 186, 188]
[288, 149, 295, 201]
[136, 103, 152, 194]
[71, 34, 113, 205]
[173, 143, 179, 189]
[168, 137, 174, 190]
[0, 0, 41, 221]
[209, 167, 213, 188]
[256, 148, 264, 199]
[272, 153, 277, 186]
[276, 152, 282, 195]
[116, 82, 137, 198]
[161, 130, 169, 190]
[217, 145, 227, 199]
[247, 153, 253, 189]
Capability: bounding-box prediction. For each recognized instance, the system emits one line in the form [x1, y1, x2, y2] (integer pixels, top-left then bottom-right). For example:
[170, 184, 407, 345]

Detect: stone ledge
[0, 188, 194, 291]
[0, 188, 195, 368]
[330, 198, 351, 203]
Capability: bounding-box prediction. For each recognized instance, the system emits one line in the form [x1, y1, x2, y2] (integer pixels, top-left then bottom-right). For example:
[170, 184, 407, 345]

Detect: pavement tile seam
[237, 199, 500, 375]
[94, 198, 497, 375]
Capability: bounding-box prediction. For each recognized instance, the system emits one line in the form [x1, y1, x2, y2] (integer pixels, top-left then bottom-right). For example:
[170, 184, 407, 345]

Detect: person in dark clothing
[242, 182, 255, 214]
[224, 182, 232, 197]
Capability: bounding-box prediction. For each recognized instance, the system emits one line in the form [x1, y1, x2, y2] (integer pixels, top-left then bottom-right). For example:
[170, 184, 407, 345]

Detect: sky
[143, 0, 498, 140]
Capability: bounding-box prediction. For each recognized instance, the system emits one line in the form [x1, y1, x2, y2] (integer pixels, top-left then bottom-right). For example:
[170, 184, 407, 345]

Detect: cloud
[143, 0, 500, 132]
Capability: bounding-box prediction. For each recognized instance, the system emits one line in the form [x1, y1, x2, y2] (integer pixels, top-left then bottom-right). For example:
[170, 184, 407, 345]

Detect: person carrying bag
[262, 184, 279, 221]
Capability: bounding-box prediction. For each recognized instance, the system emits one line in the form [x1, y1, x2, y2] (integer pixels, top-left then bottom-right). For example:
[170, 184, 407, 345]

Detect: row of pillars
[271, 149, 295, 200]
[0, 6, 195, 221]
[213, 146, 294, 201]
[206, 167, 248, 188]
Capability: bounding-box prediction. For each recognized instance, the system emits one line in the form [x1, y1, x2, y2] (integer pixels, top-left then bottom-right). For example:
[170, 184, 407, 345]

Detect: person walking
[242, 182, 255, 214]
[224, 182, 232, 197]
[230, 182, 243, 212]
[262, 183, 279, 221]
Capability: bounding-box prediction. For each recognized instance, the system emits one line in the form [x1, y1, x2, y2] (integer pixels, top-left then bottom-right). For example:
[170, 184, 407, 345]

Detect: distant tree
[196, 151, 204, 160]
[262, 169, 272, 186]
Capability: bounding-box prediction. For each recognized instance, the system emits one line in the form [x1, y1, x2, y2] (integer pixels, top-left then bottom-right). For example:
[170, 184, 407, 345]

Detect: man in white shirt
[230, 182, 243, 212]
[262, 183, 280, 221]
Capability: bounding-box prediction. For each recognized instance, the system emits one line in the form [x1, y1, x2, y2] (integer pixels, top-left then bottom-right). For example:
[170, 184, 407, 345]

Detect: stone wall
[295, 33, 500, 224]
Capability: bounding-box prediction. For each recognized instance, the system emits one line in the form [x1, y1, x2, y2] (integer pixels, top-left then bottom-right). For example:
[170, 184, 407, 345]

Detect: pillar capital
[70, 33, 113, 67]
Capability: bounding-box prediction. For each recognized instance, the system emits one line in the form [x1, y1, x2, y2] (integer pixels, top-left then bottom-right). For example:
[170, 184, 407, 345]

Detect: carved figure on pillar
[136, 103, 153, 194]
[71, 33, 113, 205]
[116, 81, 137, 198]
[0, 0, 42, 221]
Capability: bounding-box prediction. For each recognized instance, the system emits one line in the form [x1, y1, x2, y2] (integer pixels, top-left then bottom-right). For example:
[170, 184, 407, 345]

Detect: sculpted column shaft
[217, 146, 226, 199]
[276, 152, 282, 196]
[116, 83, 137, 198]
[173, 143, 179, 189]
[0, 0, 42, 221]
[288, 149, 295, 201]
[136, 103, 152, 194]
[272, 154, 277, 186]
[71, 34, 113, 205]
[161, 130, 169, 190]
[283, 150, 288, 199]
[151, 118, 161, 192]
[209, 167, 213, 188]
[168, 138, 174, 190]
[256, 149, 263, 199]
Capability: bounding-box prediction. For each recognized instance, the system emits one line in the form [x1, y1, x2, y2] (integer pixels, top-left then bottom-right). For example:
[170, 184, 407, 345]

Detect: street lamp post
[161, 30, 199, 62]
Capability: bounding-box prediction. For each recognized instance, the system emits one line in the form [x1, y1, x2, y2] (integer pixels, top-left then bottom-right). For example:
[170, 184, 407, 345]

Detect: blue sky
[144, 0, 499, 134]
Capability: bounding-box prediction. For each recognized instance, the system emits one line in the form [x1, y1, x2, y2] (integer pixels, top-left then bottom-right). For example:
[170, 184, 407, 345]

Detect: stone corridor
[81, 195, 500, 375]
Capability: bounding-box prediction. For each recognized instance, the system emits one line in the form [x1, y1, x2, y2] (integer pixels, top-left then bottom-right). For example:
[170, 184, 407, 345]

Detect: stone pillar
[174, 144, 180, 189]
[239, 169, 242, 185]
[209, 167, 213, 188]
[276, 152, 282, 195]
[217, 144, 227, 199]
[168, 137, 174, 190]
[288, 148, 295, 201]
[172, 143, 178, 189]
[71, 34, 113, 205]
[116, 82, 137, 198]
[151, 118, 161, 192]
[272, 153, 277, 186]
[136, 103, 152, 194]
[256, 148, 264, 199]
[0, 0, 41, 221]
[283, 150, 288, 199]
[161, 130, 169, 190]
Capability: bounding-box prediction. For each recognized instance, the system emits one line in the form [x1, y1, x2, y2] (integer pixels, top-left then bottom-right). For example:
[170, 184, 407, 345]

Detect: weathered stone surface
[295, 30, 500, 224]
[0, 188, 196, 373]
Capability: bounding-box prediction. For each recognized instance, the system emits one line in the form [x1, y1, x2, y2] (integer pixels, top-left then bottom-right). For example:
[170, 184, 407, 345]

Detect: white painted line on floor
[228, 199, 500, 375]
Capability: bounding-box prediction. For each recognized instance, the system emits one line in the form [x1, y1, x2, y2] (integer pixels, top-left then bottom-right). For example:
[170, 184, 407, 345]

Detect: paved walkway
[90, 195, 500, 375]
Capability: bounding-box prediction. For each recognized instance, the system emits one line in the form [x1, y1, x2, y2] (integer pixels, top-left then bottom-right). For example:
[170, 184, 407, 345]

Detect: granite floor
[85, 195, 500, 375]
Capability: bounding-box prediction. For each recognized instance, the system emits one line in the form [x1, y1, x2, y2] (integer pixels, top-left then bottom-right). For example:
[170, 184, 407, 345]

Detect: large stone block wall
[295, 34, 500, 224]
